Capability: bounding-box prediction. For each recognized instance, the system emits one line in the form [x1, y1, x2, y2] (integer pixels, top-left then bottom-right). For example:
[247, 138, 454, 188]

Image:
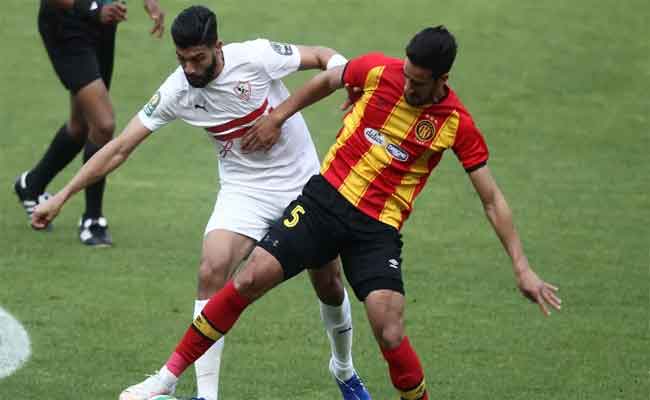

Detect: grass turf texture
[1, 0, 648, 398]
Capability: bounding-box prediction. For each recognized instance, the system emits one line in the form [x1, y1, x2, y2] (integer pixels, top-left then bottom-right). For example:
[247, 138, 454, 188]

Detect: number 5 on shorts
[283, 205, 305, 228]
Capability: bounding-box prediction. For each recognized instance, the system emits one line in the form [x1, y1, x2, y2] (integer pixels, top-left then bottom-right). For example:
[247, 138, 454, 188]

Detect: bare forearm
[484, 193, 528, 273]
[59, 115, 151, 201]
[60, 140, 129, 201]
[309, 47, 338, 70]
[273, 69, 343, 122]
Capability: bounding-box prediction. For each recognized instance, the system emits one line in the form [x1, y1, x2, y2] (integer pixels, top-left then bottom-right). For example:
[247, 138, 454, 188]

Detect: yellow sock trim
[399, 378, 426, 400]
[192, 313, 222, 341]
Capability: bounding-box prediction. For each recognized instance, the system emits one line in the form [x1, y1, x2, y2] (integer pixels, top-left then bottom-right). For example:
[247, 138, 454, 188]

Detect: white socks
[158, 365, 179, 387]
[193, 299, 224, 400]
[320, 288, 355, 382]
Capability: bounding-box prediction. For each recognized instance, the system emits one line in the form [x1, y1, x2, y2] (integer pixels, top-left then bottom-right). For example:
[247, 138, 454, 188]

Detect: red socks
[166, 280, 250, 376]
[381, 336, 428, 400]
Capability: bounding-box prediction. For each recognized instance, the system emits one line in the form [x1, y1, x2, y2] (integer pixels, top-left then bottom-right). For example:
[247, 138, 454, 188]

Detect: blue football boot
[331, 359, 372, 400]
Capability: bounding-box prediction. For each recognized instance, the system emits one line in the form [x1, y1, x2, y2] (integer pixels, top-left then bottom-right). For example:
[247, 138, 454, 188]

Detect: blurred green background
[1, 1, 648, 399]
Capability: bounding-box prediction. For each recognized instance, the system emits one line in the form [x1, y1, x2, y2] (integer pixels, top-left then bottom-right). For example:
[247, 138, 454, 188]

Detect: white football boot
[119, 372, 176, 400]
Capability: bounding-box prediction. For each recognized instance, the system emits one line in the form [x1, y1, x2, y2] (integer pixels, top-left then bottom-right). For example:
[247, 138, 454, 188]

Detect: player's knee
[313, 270, 344, 306]
[233, 266, 258, 299]
[377, 321, 405, 349]
[197, 256, 232, 296]
[233, 248, 283, 301]
[90, 117, 115, 145]
[66, 120, 87, 140]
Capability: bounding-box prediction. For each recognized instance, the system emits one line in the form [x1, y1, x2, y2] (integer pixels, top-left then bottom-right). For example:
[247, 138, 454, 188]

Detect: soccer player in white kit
[32, 6, 371, 400]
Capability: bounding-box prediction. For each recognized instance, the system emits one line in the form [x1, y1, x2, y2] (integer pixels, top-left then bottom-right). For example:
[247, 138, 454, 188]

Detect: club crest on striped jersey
[364, 127, 386, 146]
[415, 119, 435, 142]
[386, 144, 409, 162]
[234, 81, 251, 101]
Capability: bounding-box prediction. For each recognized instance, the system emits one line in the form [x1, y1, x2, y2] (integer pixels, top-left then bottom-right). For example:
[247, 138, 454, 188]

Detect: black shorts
[38, 6, 116, 93]
[258, 175, 404, 301]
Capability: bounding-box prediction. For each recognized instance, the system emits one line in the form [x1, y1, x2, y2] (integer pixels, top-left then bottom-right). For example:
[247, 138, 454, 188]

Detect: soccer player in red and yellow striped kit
[119, 26, 561, 400]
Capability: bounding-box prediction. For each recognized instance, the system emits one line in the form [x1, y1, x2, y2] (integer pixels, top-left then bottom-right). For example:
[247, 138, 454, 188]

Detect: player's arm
[31, 117, 151, 229]
[297, 45, 360, 109]
[143, 0, 165, 38]
[295, 45, 347, 71]
[272, 66, 345, 121]
[468, 165, 562, 316]
[242, 67, 345, 152]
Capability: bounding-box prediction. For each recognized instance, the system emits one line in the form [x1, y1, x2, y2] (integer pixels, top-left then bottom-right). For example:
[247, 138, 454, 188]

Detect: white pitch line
[0, 307, 31, 379]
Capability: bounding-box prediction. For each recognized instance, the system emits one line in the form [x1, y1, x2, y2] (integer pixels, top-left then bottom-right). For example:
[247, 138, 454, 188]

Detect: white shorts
[204, 187, 302, 241]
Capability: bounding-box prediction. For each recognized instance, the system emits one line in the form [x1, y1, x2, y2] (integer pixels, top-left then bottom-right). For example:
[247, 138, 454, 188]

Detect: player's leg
[75, 28, 117, 246]
[119, 247, 287, 400]
[119, 190, 337, 400]
[193, 189, 282, 400]
[72, 78, 115, 245]
[14, 20, 90, 220]
[15, 95, 88, 221]
[342, 226, 428, 400]
[269, 178, 367, 399]
[174, 192, 337, 373]
[364, 290, 428, 400]
[308, 261, 371, 400]
[194, 228, 255, 400]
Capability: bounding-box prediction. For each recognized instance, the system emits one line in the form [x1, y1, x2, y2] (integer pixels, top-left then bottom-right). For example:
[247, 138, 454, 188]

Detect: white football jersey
[137, 39, 320, 194]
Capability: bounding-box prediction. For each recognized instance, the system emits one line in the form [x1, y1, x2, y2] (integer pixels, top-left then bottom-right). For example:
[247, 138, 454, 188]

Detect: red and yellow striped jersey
[321, 53, 489, 230]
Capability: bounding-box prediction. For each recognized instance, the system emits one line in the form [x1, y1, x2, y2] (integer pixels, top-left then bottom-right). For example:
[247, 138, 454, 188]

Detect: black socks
[82, 141, 106, 219]
[28, 124, 84, 196]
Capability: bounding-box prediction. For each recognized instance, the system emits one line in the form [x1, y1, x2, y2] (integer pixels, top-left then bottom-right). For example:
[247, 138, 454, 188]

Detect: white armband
[326, 54, 348, 70]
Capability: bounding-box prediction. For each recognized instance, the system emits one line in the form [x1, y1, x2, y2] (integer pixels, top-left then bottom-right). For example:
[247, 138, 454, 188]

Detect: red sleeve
[342, 52, 387, 88]
[452, 114, 489, 172]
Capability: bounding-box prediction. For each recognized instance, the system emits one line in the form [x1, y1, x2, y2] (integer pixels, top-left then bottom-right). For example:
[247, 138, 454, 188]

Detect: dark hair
[171, 5, 218, 48]
[406, 26, 457, 78]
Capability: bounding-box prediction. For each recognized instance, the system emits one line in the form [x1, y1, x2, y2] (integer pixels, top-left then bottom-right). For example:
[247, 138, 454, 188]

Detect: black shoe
[14, 171, 52, 228]
[79, 216, 113, 247]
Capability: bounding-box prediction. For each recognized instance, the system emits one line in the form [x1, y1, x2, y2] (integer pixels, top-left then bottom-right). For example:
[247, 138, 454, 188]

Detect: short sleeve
[137, 72, 181, 132]
[452, 116, 489, 172]
[252, 39, 301, 80]
[342, 52, 386, 88]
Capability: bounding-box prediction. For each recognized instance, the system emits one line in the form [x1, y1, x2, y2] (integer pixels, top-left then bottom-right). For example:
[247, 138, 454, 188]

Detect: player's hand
[99, 2, 128, 25]
[516, 267, 561, 316]
[340, 83, 363, 111]
[144, 0, 165, 38]
[31, 193, 66, 230]
[241, 114, 283, 153]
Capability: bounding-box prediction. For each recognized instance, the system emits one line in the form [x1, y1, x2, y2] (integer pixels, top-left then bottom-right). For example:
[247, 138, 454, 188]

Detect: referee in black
[14, 0, 164, 246]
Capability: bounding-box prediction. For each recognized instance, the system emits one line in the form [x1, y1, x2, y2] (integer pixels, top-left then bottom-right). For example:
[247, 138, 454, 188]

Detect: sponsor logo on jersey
[364, 128, 386, 146]
[415, 119, 435, 142]
[270, 42, 293, 56]
[143, 91, 161, 117]
[386, 144, 409, 162]
[234, 81, 251, 101]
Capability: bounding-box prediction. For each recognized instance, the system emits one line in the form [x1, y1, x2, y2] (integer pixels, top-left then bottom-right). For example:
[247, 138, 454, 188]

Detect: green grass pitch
[1, 0, 648, 398]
